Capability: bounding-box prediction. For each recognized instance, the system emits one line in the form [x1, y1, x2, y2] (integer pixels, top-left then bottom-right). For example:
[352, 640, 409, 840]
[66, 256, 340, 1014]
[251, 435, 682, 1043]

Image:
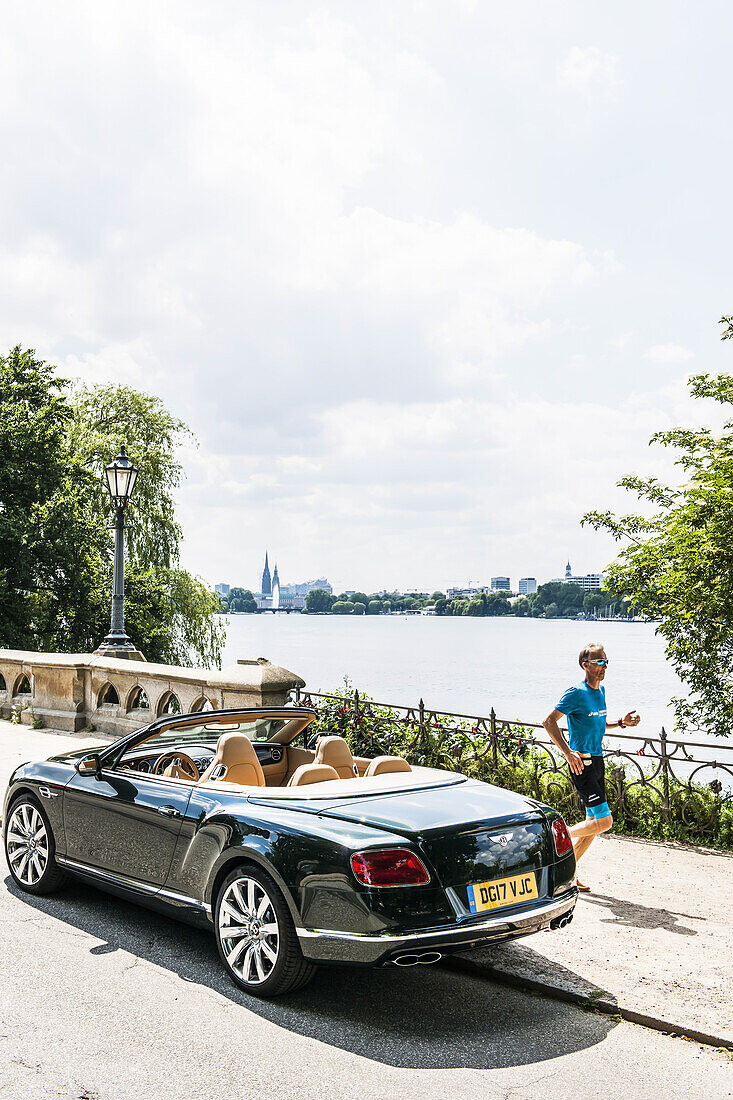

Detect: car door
[63, 767, 192, 887]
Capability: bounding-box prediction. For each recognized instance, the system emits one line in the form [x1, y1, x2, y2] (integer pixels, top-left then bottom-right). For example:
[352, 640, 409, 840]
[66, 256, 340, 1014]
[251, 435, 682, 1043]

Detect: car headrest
[288, 763, 340, 786]
[198, 732, 265, 787]
[315, 735, 359, 779]
[365, 755, 412, 777]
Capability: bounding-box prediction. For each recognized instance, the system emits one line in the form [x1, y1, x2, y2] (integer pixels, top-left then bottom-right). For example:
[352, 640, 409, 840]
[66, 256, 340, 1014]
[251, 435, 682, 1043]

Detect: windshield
[118, 719, 287, 764]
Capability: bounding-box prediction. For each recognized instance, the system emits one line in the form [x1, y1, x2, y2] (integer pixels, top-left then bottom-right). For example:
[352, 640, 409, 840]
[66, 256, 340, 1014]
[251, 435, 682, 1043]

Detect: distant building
[214, 583, 230, 597]
[261, 552, 272, 597]
[491, 577, 511, 591]
[255, 552, 327, 609]
[552, 561, 603, 591]
[285, 578, 333, 596]
[518, 577, 537, 595]
[446, 586, 490, 599]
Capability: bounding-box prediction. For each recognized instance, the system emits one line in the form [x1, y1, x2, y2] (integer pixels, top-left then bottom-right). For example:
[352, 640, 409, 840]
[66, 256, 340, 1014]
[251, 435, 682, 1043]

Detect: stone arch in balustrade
[97, 682, 120, 707]
[13, 674, 32, 698]
[126, 685, 151, 712]
[157, 691, 182, 717]
[191, 695, 215, 712]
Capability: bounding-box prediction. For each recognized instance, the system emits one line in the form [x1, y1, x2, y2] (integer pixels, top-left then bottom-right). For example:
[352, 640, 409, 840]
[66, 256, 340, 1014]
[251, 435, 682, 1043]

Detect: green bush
[310, 686, 732, 850]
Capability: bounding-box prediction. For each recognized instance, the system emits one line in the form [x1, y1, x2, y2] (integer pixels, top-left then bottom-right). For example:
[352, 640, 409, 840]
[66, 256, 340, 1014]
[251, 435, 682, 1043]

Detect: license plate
[467, 871, 538, 913]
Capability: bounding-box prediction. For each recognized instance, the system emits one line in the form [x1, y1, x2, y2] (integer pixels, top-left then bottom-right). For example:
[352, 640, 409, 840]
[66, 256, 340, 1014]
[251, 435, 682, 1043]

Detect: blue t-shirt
[555, 681, 607, 756]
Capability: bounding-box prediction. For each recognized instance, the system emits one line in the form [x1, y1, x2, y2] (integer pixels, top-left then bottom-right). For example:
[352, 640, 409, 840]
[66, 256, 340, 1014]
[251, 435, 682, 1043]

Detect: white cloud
[644, 344, 694, 364]
[556, 46, 621, 103]
[178, 380, 702, 593]
[1, 2, 729, 594]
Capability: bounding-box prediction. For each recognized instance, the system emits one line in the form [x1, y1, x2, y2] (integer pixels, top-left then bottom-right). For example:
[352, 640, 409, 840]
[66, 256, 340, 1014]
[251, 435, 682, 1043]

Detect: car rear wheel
[214, 866, 316, 998]
[4, 795, 68, 895]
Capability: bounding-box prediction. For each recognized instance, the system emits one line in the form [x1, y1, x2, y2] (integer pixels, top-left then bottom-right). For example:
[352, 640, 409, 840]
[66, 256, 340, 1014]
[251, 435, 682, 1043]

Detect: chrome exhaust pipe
[549, 913, 573, 931]
[393, 951, 443, 967]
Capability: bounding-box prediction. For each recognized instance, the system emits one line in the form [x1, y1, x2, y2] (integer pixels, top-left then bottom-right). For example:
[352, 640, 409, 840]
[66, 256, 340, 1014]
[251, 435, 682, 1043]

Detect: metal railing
[291, 686, 733, 846]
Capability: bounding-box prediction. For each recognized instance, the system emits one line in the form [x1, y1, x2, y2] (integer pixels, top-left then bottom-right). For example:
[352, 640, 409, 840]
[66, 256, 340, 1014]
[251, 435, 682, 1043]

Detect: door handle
[157, 805, 181, 818]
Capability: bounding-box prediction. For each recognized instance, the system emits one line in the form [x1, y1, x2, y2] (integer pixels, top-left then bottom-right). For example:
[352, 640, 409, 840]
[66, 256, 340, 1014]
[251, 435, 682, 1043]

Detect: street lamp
[95, 445, 145, 660]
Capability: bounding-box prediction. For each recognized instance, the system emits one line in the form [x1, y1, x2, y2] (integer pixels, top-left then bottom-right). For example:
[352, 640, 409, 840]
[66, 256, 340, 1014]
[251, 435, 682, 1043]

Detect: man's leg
[571, 830, 596, 862]
[569, 807, 613, 887]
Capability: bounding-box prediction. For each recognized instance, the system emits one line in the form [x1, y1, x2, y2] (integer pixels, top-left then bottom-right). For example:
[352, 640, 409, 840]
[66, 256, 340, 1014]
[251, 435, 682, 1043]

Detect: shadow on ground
[581, 893, 705, 935]
[4, 874, 618, 1070]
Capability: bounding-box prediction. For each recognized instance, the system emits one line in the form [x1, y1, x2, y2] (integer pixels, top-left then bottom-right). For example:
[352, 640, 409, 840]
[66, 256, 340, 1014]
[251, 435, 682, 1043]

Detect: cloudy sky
[2, 1, 732, 593]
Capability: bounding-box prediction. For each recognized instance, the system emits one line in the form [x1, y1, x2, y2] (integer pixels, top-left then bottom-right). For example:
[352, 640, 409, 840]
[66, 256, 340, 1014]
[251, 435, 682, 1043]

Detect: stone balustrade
[0, 650, 305, 737]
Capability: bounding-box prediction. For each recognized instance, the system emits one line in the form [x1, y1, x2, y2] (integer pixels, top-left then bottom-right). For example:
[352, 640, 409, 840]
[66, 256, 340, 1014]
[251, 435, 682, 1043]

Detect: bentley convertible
[3, 706, 577, 997]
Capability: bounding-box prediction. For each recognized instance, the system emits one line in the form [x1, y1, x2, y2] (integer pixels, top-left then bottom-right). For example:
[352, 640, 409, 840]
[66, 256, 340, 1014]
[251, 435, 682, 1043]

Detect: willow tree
[583, 316, 733, 737]
[0, 348, 225, 668]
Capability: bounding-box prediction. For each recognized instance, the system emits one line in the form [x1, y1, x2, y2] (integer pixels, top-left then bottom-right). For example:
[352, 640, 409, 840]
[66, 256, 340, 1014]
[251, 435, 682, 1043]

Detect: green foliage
[68, 382, 193, 570]
[583, 323, 733, 737]
[305, 588, 333, 613]
[313, 686, 732, 849]
[224, 587, 258, 613]
[331, 600, 355, 615]
[0, 346, 225, 668]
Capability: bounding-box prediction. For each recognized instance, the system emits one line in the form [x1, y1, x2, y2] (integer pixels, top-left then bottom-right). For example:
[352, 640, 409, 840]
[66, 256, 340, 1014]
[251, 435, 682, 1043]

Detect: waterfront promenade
[2, 722, 730, 1053]
[2, 721, 731, 1100]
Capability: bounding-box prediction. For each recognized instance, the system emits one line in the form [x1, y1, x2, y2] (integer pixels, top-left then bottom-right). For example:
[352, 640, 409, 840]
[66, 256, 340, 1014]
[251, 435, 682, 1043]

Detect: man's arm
[543, 709, 584, 775]
[605, 709, 641, 730]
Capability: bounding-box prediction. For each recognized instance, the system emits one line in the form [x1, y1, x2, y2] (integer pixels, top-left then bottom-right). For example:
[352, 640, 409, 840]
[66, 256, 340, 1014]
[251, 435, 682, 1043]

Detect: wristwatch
[618, 718, 625, 728]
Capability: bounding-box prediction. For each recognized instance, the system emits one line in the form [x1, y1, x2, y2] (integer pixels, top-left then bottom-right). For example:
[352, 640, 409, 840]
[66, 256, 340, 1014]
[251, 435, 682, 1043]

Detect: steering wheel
[153, 751, 200, 781]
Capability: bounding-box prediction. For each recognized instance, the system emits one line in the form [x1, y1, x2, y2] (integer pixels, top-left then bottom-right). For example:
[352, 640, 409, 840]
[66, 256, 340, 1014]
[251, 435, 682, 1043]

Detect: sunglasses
[588, 658, 609, 667]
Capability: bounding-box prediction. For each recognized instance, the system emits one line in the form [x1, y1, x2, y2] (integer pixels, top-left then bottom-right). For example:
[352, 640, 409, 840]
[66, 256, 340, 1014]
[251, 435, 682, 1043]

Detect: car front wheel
[214, 865, 316, 998]
[4, 795, 68, 895]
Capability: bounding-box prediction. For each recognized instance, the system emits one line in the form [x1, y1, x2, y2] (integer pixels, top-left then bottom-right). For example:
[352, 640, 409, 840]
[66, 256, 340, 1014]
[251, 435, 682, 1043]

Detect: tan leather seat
[315, 736, 359, 779]
[198, 732, 265, 787]
[365, 755, 412, 777]
[288, 763, 340, 787]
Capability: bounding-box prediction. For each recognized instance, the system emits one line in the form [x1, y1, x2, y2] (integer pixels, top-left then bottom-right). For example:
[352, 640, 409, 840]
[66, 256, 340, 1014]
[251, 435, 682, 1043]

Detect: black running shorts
[569, 754, 610, 817]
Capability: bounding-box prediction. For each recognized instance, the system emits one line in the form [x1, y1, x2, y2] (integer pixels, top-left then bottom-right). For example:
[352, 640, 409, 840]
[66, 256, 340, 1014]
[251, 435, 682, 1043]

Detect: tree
[305, 588, 332, 613]
[0, 348, 102, 651]
[583, 317, 733, 737]
[0, 347, 225, 667]
[431, 591, 446, 602]
[529, 581, 583, 617]
[227, 587, 257, 613]
[331, 601, 354, 615]
[367, 600, 383, 614]
[350, 592, 369, 607]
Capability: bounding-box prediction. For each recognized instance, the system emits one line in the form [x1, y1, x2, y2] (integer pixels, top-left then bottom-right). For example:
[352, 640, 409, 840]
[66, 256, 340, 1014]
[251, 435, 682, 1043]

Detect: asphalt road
[1, 727, 731, 1098]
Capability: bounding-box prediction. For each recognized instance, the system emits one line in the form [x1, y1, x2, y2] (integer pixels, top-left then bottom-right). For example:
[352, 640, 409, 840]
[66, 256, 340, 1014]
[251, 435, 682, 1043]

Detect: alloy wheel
[6, 802, 49, 887]
[218, 875, 280, 985]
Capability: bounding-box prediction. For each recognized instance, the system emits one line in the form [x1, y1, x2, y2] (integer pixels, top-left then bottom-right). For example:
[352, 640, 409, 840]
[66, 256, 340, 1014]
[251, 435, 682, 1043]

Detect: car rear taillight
[551, 817, 573, 856]
[350, 849, 430, 887]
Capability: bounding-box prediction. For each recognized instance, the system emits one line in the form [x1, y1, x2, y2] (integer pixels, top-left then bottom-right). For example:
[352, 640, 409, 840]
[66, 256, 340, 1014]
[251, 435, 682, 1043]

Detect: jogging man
[543, 642, 640, 892]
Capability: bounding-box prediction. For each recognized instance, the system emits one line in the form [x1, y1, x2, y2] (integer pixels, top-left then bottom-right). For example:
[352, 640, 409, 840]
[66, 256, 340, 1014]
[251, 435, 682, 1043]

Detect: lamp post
[94, 445, 145, 661]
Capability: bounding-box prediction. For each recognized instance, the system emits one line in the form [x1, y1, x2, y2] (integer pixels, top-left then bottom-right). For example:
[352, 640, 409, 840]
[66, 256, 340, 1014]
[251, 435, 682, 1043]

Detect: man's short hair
[579, 643, 603, 668]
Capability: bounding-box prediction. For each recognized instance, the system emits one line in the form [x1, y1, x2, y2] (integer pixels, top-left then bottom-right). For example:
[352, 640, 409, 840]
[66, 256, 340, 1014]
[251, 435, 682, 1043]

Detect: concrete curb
[445, 955, 733, 1051]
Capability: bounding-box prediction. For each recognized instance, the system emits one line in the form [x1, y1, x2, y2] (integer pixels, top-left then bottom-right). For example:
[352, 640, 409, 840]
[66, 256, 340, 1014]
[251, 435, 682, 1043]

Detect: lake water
[220, 613, 685, 730]
[219, 614, 732, 782]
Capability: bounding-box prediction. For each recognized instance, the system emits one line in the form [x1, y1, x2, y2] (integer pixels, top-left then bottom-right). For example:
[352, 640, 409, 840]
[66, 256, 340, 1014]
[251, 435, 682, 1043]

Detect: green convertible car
[3, 705, 577, 997]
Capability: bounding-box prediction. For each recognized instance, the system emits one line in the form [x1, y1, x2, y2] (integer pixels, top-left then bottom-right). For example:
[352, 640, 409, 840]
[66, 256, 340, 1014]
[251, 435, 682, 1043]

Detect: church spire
[272, 562, 280, 588]
[261, 551, 272, 596]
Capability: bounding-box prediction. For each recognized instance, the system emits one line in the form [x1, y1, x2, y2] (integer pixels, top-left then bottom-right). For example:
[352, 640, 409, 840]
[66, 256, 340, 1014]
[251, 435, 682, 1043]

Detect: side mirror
[76, 753, 102, 778]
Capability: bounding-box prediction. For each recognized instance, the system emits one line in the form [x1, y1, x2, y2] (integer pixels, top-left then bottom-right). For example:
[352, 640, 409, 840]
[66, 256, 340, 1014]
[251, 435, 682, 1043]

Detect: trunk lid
[319, 780, 554, 900]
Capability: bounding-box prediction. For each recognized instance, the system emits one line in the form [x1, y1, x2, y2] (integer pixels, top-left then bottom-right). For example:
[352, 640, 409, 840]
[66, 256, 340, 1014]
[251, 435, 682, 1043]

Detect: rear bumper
[296, 890, 578, 965]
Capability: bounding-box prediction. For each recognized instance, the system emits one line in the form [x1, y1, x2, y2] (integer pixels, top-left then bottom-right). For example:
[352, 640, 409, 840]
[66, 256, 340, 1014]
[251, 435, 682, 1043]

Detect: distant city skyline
[217, 557, 601, 597]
